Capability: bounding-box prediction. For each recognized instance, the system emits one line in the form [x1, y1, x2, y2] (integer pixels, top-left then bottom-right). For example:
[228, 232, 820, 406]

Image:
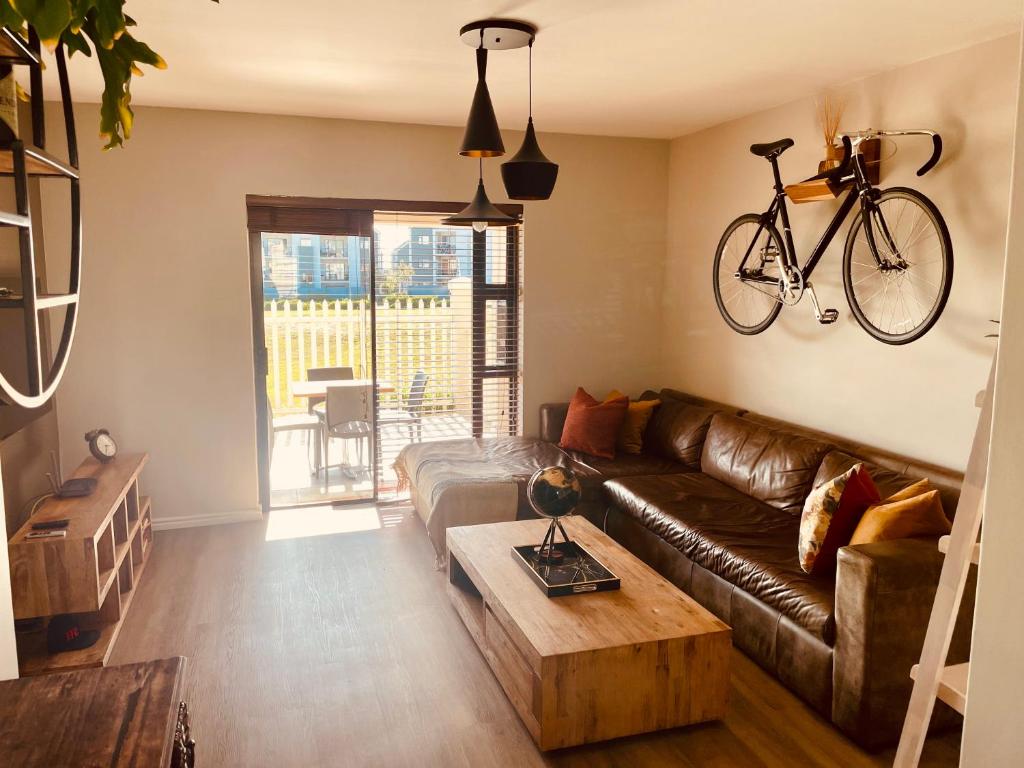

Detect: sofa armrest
[539, 402, 569, 443]
[833, 538, 975, 748]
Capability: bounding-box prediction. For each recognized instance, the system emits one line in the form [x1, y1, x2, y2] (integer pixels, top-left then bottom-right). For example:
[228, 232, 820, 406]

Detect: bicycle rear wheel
[843, 187, 953, 344]
[713, 214, 784, 335]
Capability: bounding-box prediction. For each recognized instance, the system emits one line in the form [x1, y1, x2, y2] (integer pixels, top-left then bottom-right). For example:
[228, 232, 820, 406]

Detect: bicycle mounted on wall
[713, 129, 952, 345]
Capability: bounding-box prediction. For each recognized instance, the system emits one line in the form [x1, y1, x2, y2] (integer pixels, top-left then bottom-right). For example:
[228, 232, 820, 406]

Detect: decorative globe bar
[526, 466, 582, 563]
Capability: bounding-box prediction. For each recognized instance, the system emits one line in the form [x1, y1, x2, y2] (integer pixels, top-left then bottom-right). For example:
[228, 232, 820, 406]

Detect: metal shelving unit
[0, 26, 81, 409]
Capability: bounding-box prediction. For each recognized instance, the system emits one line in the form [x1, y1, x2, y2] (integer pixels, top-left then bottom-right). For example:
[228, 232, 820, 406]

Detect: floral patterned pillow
[799, 463, 880, 575]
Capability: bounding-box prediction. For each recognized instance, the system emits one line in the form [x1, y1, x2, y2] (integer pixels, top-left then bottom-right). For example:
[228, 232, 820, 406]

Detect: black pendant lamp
[460, 38, 504, 157]
[443, 158, 520, 232]
[502, 40, 558, 200]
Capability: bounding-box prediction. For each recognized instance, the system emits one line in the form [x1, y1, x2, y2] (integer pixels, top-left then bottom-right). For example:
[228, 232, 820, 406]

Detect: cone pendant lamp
[460, 45, 504, 157]
[443, 159, 519, 232]
[502, 41, 558, 200]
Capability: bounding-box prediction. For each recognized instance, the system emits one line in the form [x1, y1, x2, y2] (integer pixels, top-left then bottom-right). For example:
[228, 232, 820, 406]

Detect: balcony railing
[265, 295, 457, 414]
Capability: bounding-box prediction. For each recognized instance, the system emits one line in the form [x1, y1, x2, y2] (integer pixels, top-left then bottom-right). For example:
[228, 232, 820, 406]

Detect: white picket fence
[265, 298, 457, 414]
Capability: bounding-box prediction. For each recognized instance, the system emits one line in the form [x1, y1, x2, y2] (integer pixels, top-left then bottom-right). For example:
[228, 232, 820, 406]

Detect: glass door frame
[472, 226, 520, 437]
[246, 196, 522, 514]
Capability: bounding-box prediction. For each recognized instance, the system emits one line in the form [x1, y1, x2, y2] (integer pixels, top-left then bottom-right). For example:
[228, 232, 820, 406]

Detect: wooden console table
[7, 453, 153, 676]
[0, 656, 194, 767]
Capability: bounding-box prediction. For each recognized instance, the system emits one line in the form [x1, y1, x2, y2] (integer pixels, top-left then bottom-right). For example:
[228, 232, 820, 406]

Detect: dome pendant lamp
[443, 158, 520, 232]
[502, 40, 559, 200]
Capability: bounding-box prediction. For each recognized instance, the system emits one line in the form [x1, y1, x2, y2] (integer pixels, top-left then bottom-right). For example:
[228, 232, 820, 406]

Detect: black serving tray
[511, 540, 621, 598]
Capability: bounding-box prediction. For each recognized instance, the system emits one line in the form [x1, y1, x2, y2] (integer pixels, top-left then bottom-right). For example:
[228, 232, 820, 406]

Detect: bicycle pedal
[818, 309, 839, 325]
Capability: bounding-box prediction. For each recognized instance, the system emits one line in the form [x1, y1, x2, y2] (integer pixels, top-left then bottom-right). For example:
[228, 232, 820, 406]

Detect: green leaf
[61, 27, 91, 57]
[91, 0, 124, 49]
[116, 31, 164, 69]
[68, 0, 95, 33]
[93, 41, 129, 148]
[12, 0, 72, 50]
[0, 4, 26, 32]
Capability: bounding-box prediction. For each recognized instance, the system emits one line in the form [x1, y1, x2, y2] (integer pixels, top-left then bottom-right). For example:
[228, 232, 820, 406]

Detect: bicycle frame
[735, 128, 942, 292]
[735, 155, 870, 288]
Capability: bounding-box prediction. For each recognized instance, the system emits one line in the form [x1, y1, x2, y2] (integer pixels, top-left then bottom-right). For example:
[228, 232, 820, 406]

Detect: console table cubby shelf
[8, 453, 153, 676]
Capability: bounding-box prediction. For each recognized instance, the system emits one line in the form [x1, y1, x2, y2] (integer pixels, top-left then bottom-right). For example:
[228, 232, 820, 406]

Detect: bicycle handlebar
[837, 129, 943, 177]
[917, 134, 942, 176]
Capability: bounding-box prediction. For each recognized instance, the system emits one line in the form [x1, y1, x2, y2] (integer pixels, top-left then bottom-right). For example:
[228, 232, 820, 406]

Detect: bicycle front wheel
[713, 214, 784, 335]
[843, 187, 953, 344]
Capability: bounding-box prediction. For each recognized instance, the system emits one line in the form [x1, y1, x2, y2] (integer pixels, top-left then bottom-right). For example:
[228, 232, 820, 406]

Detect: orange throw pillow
[607, 389, 660, 455]
[559, 387, 629, 460]
[850, 479, 951, 545]
[799, 464, 880, 575]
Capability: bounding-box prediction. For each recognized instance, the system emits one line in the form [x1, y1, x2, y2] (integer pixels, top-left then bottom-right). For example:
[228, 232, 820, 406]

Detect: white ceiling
[50, 0, 1022, 139]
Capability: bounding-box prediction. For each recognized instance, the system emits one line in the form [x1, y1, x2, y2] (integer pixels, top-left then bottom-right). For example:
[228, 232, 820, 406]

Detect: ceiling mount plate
[459, 19, 536, 50]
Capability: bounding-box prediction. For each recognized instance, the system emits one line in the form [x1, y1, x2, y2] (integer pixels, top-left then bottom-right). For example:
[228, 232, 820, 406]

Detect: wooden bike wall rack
[0, 27, 81, 409]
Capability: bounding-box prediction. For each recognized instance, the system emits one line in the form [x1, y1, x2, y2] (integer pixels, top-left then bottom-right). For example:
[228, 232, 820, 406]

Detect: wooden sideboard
[7, 453, 154, 675]
[0, 656, 194, 767]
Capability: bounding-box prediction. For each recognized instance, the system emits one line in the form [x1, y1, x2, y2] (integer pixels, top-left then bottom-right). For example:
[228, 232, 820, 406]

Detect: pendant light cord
[528, 39, 534, 118]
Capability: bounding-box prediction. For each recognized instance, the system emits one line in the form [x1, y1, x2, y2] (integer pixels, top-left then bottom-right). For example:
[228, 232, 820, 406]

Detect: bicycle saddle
[750, 138, 794, 158]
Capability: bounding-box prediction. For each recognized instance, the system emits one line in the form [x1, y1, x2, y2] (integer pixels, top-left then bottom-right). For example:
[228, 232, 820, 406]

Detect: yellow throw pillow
[606, 390, 660, 455]
[849, 479, 952, 545]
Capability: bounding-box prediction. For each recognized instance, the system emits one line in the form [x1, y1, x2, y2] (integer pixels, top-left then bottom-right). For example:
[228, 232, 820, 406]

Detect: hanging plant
[0, 1, 215, 149]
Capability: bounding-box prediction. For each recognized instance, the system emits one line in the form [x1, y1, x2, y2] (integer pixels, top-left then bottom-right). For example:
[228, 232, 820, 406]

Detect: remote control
[31, 519, 69, 531]
[26, 530, 66, 540]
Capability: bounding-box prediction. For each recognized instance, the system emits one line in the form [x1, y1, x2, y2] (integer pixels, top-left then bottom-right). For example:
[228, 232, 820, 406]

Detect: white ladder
[894, 358, 994, 767]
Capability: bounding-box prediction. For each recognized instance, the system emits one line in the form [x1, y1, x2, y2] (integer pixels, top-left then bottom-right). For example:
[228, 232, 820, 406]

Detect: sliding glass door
[256, 230, 376, 507]
[248, 198, 522, 510]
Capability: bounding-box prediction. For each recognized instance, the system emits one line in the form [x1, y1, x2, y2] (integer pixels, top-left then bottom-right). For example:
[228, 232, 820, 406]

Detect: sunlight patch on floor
[265, 505, 383, 541]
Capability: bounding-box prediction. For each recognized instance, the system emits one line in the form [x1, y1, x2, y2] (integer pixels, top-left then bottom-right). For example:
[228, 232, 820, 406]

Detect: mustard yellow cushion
[606, 390, 660, 455]
[849, 479, 952, 545]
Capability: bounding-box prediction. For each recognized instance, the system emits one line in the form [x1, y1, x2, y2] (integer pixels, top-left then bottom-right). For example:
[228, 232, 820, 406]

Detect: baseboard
[151, 508, 264, 531]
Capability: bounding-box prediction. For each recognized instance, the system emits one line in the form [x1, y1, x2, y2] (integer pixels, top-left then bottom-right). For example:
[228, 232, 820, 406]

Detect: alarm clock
[84, 429, 117, 463]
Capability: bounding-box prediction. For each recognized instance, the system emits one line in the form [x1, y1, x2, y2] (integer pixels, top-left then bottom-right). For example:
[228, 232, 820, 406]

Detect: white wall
[0, 478, 17, 680]
[42, 106, 667, 524]
[961, 29, 1024, 767]
[662, 35, 1018, 470]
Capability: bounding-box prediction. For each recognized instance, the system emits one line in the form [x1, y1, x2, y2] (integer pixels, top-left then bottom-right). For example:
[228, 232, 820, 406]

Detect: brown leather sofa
[537, 388, 974, 749]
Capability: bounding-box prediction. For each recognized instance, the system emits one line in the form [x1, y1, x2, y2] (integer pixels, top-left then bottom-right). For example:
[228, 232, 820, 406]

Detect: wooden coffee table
[446, 517, 731, 750]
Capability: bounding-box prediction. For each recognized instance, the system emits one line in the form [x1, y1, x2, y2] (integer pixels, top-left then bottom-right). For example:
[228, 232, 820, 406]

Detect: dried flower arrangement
[816, 94, 846, 172]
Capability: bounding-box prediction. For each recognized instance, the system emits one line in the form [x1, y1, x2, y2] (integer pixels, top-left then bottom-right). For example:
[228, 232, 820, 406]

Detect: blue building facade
[390, 227, 472, 296]
[262, 227, 475, 300]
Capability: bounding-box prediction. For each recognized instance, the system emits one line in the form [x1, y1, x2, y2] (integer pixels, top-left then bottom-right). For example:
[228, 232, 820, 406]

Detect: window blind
[372, 211, 523, 496]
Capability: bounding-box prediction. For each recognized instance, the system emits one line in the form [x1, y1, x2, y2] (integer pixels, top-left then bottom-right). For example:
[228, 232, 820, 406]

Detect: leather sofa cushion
[605, 472, 836, 643]
[564, 449, 692, 480]
[701, 413, 832, 514]
[741, 408, 962, 518]
[643, 399, 716, 467]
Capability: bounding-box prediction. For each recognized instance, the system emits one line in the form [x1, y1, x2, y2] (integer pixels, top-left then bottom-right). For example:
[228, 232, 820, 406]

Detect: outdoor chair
[377, 370, 429, 443]
[269, 401, 323, 474]
[306, 365, 354, 413]
[315, 383, 373, 490]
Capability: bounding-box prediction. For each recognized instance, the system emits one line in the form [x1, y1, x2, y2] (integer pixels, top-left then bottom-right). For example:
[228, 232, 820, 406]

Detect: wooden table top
[446, 516, 729, 658]
[0, 657, 185, 767]
[289, 379, 394, 397]
[9, 452, 148, 544]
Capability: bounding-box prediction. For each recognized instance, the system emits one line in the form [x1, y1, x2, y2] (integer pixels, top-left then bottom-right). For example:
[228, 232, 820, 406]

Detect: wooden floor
[111, 505, 961, 767]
